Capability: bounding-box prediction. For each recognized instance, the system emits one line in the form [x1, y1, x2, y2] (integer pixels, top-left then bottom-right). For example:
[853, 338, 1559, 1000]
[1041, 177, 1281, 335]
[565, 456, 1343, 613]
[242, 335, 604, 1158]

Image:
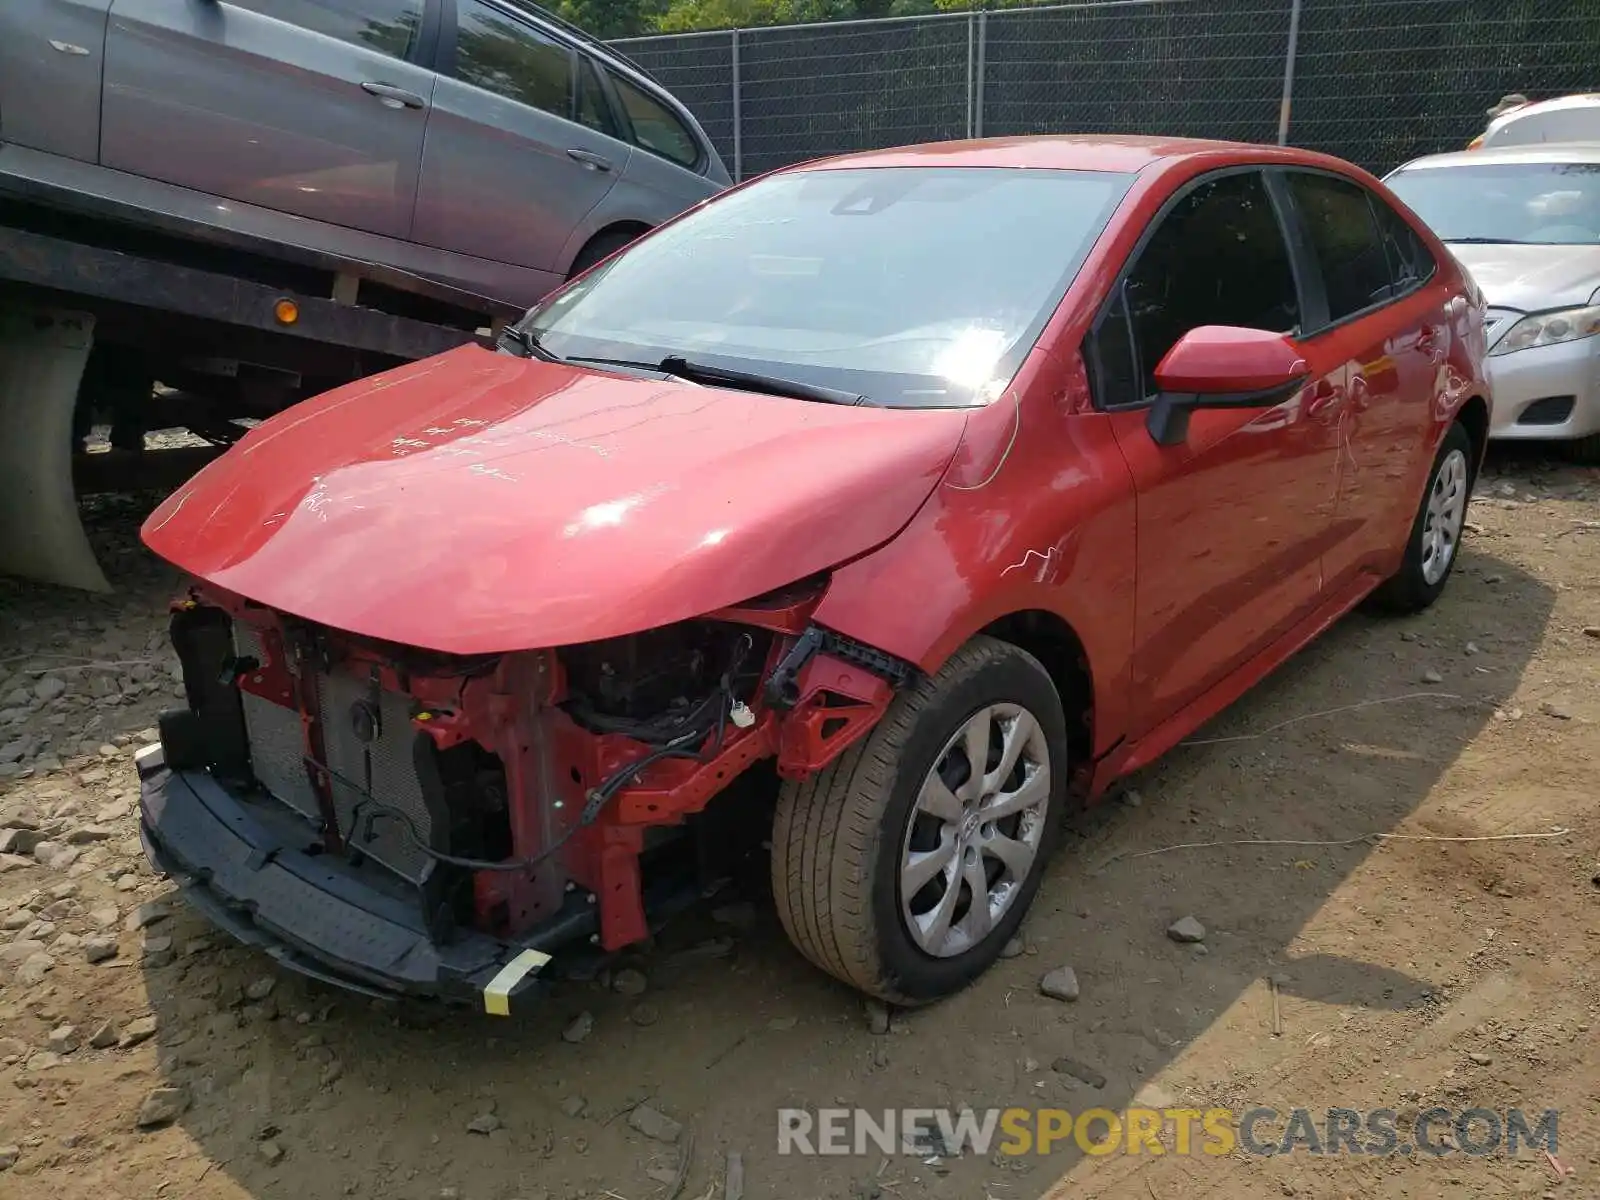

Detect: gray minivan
[1, 0, 731, 306]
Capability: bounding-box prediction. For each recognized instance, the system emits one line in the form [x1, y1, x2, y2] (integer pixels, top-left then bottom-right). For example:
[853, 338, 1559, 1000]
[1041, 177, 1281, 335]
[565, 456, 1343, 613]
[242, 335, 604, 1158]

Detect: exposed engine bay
[146, 579, 913, 1004]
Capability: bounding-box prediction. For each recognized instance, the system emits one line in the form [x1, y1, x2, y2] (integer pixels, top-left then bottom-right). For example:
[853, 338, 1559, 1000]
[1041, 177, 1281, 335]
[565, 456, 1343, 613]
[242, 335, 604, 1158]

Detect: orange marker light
[273, 298, 300, 325]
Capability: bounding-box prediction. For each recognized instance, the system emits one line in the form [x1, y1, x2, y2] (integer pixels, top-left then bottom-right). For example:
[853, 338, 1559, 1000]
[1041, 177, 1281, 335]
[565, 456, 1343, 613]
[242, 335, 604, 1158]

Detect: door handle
[360, 81, 425, 109]
[566, 148, 614, 172]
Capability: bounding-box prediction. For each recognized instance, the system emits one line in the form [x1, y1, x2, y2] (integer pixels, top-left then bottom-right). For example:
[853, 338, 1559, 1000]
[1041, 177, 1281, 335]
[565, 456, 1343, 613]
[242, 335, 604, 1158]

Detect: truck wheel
[772, 636, 1067, 1004]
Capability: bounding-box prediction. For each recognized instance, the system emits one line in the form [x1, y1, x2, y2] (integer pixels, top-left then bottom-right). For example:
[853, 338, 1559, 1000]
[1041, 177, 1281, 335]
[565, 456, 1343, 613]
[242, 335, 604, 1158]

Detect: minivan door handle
[360, 81, 425, 109]
[567, 148, 614, 172]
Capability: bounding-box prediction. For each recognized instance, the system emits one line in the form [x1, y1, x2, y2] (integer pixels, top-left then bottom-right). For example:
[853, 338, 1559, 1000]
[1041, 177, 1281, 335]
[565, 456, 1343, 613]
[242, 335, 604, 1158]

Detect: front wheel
[1370, 421, 1473, 614]
[771, 636, 1068, 1004]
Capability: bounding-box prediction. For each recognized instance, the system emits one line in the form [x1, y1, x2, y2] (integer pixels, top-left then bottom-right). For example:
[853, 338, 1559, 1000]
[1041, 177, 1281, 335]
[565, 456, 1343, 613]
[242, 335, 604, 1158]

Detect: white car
[1386, 143, 1600, 460]
[1472, 95, 1600, 151]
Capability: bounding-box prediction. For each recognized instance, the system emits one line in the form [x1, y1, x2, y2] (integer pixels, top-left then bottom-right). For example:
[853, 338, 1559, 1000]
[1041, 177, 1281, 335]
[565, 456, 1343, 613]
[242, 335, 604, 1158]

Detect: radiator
[232, 625, 434, 884]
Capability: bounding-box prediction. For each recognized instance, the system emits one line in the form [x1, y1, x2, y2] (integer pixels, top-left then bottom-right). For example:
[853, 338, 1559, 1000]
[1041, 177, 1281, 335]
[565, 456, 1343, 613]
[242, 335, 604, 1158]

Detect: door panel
[411, 0, 625, 273]
[0, 0, 114, 163]
[101, 0, 432, 239]
[1091, 170, 1341, 736]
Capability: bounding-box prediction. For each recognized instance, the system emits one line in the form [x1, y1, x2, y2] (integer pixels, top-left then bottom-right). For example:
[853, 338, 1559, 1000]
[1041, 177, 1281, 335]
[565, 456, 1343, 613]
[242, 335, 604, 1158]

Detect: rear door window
[454, 0, 573, 118]
[1372, 197, 1436, 295]
[608, 72, 700, 169]
[229, 0, 423, 59]
[1287, 172, 1396, 322]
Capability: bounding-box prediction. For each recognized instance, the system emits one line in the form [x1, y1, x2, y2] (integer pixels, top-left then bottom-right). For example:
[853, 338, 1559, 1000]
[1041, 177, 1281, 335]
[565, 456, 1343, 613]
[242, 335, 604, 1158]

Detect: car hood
[142, 345, 970, 654]
[1447, 242, 1600, 311]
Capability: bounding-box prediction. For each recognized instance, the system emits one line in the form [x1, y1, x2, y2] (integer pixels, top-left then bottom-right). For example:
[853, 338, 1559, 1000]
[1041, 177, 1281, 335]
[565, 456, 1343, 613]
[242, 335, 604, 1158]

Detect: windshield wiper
[562, 352, 869, 406]
[1444, 237, 1531, 245]
[497, 326, 559, 361]
[657, 355, 868, 406]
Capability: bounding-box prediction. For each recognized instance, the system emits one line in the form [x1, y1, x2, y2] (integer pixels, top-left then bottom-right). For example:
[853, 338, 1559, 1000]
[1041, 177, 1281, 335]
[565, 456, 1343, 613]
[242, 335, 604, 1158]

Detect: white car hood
[1448, 242, 1600, 312]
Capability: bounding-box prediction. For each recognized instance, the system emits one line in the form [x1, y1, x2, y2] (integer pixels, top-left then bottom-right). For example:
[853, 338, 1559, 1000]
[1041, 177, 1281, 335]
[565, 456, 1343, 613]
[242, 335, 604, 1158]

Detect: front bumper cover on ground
[136, 747, 555, 1012]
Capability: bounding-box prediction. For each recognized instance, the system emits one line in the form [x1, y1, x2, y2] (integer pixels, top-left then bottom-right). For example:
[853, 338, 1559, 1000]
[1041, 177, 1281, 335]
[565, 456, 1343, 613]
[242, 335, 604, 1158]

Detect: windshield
[1387, 160, 1600, 245]
[519, 166, 1134, 408]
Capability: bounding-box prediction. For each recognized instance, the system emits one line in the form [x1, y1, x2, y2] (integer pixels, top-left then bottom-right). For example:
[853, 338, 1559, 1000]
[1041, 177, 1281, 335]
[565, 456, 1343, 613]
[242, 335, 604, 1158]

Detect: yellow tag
[482, 948, 551, 1016]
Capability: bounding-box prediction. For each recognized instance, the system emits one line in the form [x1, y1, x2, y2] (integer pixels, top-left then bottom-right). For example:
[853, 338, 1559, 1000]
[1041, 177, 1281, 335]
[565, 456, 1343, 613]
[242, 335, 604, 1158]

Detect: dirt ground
[0, 449, 1596, 1200]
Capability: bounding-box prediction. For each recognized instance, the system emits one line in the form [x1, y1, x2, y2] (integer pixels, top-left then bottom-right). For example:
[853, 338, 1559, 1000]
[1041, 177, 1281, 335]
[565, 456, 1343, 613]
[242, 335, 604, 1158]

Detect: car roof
[791, 134, 1354, 175]
[1393, 142, 1600, 172]
[1493, 93, 1600, 123]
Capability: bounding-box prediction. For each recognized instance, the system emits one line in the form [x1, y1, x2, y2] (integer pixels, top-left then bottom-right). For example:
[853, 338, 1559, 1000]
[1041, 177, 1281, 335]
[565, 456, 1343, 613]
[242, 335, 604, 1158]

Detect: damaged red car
[136, 136, 1489, 1013]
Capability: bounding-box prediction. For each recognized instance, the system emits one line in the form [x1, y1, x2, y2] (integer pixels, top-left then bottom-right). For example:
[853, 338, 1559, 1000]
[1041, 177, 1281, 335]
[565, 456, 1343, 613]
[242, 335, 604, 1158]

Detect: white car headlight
[1489, 304, 1600, 356]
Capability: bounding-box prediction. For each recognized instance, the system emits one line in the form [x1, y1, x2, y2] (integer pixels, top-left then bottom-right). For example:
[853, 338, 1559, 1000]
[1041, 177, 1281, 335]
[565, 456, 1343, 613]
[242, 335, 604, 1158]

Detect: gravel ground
[0, 449, 1596, 1200]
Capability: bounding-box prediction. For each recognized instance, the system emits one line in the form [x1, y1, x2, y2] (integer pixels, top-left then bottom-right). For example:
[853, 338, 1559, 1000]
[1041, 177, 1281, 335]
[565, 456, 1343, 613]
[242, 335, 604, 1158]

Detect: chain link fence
[616, 0, 1600, 181]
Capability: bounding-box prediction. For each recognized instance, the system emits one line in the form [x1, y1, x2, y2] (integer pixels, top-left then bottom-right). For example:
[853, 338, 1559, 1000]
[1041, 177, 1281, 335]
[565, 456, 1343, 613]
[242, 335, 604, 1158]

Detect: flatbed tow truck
[0, 165, 523, 592]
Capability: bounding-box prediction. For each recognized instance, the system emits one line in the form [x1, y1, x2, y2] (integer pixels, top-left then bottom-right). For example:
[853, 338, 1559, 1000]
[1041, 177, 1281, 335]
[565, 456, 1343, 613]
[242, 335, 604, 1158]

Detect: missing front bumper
[135, 745, 565, 1013]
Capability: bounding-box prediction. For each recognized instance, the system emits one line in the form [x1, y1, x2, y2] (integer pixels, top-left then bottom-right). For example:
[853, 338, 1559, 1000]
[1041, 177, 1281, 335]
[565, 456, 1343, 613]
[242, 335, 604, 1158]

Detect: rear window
[1387, 161, 1600, 246]
[1286, 172, 1393, 322]
[610, 72, 699, 168]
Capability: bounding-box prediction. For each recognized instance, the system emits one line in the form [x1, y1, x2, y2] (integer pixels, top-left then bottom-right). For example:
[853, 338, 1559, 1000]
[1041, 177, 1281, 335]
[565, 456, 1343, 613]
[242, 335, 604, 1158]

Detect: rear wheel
[771, 637, 1068, 1004]
[1370, 421, 1473, 614]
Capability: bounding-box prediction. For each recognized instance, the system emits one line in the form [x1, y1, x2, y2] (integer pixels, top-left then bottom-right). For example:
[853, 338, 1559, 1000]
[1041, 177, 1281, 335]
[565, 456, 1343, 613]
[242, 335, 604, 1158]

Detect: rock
[125, 902, 168, 932]
[1538, 701, 1573, 721]
[1421, 669, 1444, 685]
[627, 1103, 683, 1144]
[34, 677, 67, 704]
[1483, 573, 1504, 585]
[0, 1145, 16, 1170]
[115, 874, 139, 892]
[864, 998, 890, 1035]
[1000, 936, 1025, 959]
[0, 739, 29, 764]
[1052, 1056, 1108, 1089]
[142, 935, 175, 968]
[88, 905, 118, 929]
[89, 1020, 120, 1049]
[711, 901, 758, 931]
[1166, 916, 1206, 944]
[244, 975, 277, 1002]
[84, 936, 118, 964]
[119, 1015, 158, 1047]
[1584, 626, 1600, 639]
[611, 968, 647, 997]
[1039, 966, 1081, 1002]
[561, 1011, 594, 1044]
[0, 1037, 27, 1063]
[466, 1112, 501, 1135]
[0, 938, 46, 965]
[767, 1016, 798, 1031]
[31, 841, 79, 871]
[47, 1025, 79, 1054]
[15, 952, 54, 985]
[1464, 642, 1480, 656]
[629, 1002, 659, 1027]
[259, 1140, 285, 1165]
[97, 744, 118, 759]
[318, 1059, 344, 1088]
[135, 1085, 190, 1129]
[559, 1094, 588, 1118]
[1468, 1051, 1493, 1066]
[77, 767, 108, 786]
[66, 825, 114, 845]
[26, 1050, 63, 1071]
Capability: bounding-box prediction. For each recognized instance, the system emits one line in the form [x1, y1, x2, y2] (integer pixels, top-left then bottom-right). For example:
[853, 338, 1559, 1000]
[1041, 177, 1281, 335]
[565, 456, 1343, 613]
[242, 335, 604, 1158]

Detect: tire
[771, 636, 1069, 1004]
[567, 228, 644, 279]
[1370, 421, 1474, 614]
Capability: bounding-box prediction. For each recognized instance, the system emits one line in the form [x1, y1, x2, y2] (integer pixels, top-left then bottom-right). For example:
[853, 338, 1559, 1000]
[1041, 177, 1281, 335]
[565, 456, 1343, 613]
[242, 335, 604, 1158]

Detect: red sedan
[137, 136, 1489, 1011]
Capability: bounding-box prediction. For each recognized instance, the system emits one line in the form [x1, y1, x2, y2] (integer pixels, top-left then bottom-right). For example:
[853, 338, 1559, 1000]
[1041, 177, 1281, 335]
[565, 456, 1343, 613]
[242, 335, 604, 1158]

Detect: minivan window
[610, 72, 699, 168]
[1288, 172, 1396, 321]
[230, 0, 422, 59]
[522, 166, 1134, 409]
[1121, 171, 1301, 395]
[455, 0, 572, 117]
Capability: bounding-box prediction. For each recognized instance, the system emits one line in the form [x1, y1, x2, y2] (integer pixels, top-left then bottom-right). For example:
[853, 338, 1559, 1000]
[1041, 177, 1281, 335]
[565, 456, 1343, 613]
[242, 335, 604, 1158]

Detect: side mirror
[1146, 326, 1310, 446]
